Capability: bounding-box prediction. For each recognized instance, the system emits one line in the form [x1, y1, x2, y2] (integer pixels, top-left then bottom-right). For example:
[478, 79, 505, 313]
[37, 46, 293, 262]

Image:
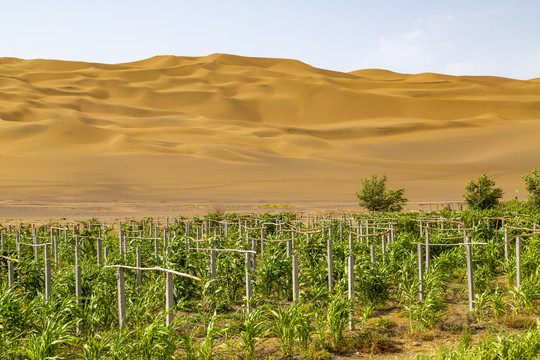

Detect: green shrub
[463, 174, 504, 210]
[522, 169, 540, 207]
[356, 174, 407, 212]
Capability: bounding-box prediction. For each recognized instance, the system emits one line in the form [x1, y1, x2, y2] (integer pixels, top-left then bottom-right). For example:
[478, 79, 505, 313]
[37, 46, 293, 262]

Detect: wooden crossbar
[104, 265, 201, 281]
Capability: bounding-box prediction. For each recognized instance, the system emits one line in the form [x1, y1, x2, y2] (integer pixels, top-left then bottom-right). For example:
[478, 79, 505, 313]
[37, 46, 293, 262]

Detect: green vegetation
[522, 169, 540, 207]
[356, 174, 408, 211]
[463, 173, 504, 210]
[0, 206, 538, 359]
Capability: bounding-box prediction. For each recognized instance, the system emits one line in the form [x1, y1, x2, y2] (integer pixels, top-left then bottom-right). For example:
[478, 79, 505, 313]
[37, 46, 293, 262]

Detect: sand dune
[1, 54, 539, 217]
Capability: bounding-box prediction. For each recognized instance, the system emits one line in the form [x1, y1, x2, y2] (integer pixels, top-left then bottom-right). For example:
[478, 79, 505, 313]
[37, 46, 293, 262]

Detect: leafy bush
[356, 174, 407, 212]
[463, 174, 504, 210]
[522, 169, 540, 207]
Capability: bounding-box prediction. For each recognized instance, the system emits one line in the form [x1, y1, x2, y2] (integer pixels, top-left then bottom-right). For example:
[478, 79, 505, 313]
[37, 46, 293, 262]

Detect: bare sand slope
[1, 54, 539, 218]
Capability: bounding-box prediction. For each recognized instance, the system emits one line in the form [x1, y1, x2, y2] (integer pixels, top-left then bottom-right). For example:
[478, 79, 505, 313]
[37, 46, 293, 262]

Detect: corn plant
[325, 293, 352, 349]
[239, 307, 267, 360]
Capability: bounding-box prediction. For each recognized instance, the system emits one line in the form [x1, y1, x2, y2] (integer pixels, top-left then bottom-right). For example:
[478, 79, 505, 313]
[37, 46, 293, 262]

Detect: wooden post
[97, 237, 102, 266]
[210, 249, 217, 280]
[425, 224, 430, 272]
[136, 246, 142, 294]
[292, 254, 299, 301]
[53, 236, 58, 266]
[245, 252, 252, 313]
[504, 226, 509, 270]
[118, 222, 122, 254]
[261, 227, 265, 255]
[44, 245, 51, 301]
[370, 244, 376, 265]
[8, 260, 14, 287]
[166, 272, 174, 326]
[417, 243, 424, 301]
[117, 267, 126, 329]
[34, 235, 39, 260]
[163, 230, 168, 255]
[286, 239, 291, 258]
[516, 236, 522, 289]
[17, 237, 21, 255]
[348, 252, 355, 331]
[327, 236, 333, 291]
[1, 233, 4, 252]
[251, 238, 257, 270]
[381, 234, 387, 264]
[465, 236, 474, 312]
[75, 237, 82, 305]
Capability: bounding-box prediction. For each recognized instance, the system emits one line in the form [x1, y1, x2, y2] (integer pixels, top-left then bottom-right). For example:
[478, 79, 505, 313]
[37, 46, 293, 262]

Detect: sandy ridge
[1, 53, 539, 216]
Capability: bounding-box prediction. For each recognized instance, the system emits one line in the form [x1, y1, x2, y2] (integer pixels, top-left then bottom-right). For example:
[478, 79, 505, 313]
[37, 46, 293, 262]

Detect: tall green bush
[355, 174, 407, 212]
[463, 174, 503, 210]
[522, 169, 540, 207]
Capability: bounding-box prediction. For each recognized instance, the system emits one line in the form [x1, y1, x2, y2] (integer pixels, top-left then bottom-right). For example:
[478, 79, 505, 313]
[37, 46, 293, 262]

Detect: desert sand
[1, 54, 539, 220]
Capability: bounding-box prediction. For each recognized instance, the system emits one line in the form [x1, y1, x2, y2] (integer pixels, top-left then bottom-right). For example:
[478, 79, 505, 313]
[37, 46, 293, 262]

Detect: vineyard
[1, 208, 539, 359]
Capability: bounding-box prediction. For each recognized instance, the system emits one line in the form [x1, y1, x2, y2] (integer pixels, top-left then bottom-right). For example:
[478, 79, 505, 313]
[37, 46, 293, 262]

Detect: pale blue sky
[2, 0, 539, 79]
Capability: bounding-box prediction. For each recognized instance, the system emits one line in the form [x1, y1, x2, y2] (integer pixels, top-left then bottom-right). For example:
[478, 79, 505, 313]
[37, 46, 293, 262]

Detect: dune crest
[1, 54, 539, 208]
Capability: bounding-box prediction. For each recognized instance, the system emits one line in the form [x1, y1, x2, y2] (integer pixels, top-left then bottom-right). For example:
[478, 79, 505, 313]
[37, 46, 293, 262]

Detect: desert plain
[1, 54, 539, 220]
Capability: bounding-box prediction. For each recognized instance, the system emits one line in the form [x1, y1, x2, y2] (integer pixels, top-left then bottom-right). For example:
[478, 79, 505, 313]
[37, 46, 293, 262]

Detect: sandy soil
[1, 54, 539, 221]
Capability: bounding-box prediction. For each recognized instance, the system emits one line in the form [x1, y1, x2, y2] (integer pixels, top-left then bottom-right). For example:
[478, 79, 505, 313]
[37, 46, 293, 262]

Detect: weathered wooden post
[210, 249, 217, 281]
[16, 235, 21, 255]
[53, 235, 58, 266]
[292, 253, 299, 301]
[165, 272, 174, 326]
[382, 234, 387, 264]
[261, 227, 265, 255]
[504, 226, 510, 270]
[370, 244, 376, 265]
[33, 233, 39, 260]
[348, 250, 355, 331]
[136, 246, 142, 294]
[117, 267, 126, 329]
[75, 237, 82, 305]
[44, 245, 51, 301]
[425, 224, 430, 271]
[245, 252, 253, 313]
[97, 237, 102, 266]
[327, 229, 333, 292]
[8, 260, 14, 287]
[516, 236, 522, 289]
[118, 222, 123, 255]
[465, 236, 474, 311]
[417, 243, 424, 301]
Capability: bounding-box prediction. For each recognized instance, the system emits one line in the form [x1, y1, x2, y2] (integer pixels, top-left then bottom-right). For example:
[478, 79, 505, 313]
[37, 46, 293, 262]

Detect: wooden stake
[465, 236, 474, 312]
[245, 252, 252, 313]
[53, 236, 58, 266]
[417, 243, 424, 301]
[370, 244, 376, 265]
[8, 260, 14, 287]
[292, 254, 299, 301]
[117, 267, 126, 329]
[136, 245, 142, 294]
[348, 252, 355, 330]
[97, 237, 102, 266]
[516, 236, 522, 289]
[44, 245, 51, 301]
[166, 272, 174, 326]
[327, 236, 333, 291]
[425, 224, 430, 272]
